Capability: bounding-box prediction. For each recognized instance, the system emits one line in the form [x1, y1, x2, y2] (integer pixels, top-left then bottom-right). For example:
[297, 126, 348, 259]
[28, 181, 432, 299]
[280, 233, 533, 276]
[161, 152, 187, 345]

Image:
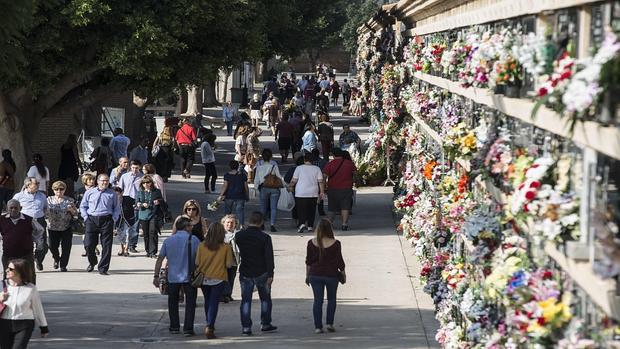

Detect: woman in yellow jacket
[195, 222, 234, 339]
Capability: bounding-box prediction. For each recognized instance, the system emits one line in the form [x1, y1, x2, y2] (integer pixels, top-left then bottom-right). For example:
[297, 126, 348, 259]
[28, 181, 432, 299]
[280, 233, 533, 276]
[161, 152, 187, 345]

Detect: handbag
[338, 270, 346, 284]
[187, 234, 204, 287]
[158, 267, 169, 295]
[71, 216, 85, 235]
[151, 143, 161, 157]
[0, 280, 7, 315]
[263, 165, 283, 188]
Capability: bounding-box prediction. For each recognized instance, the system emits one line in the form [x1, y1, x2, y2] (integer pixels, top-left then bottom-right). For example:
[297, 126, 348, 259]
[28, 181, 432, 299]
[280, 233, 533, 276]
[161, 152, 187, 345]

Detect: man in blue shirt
[118, 160, 143, 253]
[153, 216, 200, 336]
[109, 128, 131, 165]
[13, 177, 48, 271]
[109, 157, 129, 187]
[80, 174, 121, 275]
[129, 138, 149, 167]
[222, 102, 235, 136]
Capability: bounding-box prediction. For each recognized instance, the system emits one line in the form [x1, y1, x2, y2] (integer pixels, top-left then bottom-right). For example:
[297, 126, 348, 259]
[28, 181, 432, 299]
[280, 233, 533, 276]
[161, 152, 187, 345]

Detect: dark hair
[204, 222, 226, 251]
[229, 160, 239, 170]
[343, 123, 350, 128]
[315, 219, 335, 261]
[248, 211, 264, 226]
[175, 216, 192, 231]
[8, 258, 34, 284]
[2, 149, 16, 172]
[295, 155, 305, 166]
[262, 148, 273, 161]
[342, 151, 352, 161]
[130, 160, 142, 167]
[206, 133, 217, 147]
[332, 148, 343, 157]
[32, 153, 47, 178]
[64, 134, 78, 149]
[304, 152, 313, 162]
[101, 138, 111, 146]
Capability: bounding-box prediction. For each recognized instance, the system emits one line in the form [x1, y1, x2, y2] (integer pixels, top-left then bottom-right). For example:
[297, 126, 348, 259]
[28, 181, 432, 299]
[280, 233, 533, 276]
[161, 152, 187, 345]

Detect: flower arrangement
[440, 39, 472, 78]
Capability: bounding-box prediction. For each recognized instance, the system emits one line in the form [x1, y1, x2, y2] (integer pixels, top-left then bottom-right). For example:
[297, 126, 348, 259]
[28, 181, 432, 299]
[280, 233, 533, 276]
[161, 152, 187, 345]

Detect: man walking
[13, 178, 48, 271]
[0, 199, 41, 280]
[235, 212, 277, 335]
[118, 160, 143, 253]
[109, 128, 131, 165]
[79, 174, 121, 275]
[323, 148, 357, 230]
[153, 216, 200, 336]
[109, 157, 129, 187]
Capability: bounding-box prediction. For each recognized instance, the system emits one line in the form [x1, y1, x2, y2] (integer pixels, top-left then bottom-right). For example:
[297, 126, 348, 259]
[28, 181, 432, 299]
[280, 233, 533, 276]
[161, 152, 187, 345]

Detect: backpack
[159, 127, 173, 146]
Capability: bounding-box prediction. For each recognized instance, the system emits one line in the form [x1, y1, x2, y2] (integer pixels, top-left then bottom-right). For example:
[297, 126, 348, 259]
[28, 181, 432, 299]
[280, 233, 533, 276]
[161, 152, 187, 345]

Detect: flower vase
[505, 83, 521, 99]
[598, 89, 619, 126]
[493, 85, 506, 95]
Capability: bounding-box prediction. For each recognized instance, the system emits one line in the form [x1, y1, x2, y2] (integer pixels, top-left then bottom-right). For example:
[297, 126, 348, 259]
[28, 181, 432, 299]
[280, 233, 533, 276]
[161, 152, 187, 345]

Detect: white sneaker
[297, 224, 306, 234]
[315, 328, 324, 334]
[326, 324, 335, 332]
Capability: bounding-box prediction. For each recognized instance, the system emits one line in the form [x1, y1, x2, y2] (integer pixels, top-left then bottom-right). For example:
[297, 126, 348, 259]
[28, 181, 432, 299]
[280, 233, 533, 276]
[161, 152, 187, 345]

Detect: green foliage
[0, 0, 37, 78]
[340, 0, 382, 54]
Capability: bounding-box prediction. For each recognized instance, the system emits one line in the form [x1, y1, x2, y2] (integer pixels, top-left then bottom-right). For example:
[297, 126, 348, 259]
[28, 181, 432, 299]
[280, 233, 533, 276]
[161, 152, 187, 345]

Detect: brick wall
[31, 91, 140, 181]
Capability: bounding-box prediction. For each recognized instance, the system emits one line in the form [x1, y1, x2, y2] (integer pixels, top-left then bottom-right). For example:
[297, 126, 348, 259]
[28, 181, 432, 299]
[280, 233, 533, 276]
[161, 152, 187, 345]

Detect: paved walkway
[30, 108, 439, 348]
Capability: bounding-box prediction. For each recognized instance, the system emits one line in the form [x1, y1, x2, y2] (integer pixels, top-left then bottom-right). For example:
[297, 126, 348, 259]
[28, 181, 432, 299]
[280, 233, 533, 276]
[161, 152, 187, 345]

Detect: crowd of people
[0, 71, 361, 346]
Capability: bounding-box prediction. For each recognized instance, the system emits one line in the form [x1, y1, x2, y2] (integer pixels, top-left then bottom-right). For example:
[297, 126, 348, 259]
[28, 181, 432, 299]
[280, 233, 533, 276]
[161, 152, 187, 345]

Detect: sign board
[101, 107, 125, 137]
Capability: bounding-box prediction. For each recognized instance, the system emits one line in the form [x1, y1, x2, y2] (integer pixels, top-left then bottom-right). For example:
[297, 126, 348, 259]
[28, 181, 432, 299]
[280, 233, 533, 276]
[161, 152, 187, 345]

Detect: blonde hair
[51, 180, 67, 191]
[81, 173, 96, 186]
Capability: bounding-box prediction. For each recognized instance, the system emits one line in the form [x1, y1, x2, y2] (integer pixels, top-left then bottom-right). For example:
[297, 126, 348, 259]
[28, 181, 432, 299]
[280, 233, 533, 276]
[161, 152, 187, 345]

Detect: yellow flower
[460, 133, 477, 149]
[539, 298, 572, 326]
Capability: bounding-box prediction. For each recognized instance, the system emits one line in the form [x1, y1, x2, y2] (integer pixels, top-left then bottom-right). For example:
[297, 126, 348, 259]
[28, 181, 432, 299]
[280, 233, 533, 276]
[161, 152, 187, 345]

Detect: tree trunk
[184, 85, 203, 116]
[203, 79, 219, 107]
[260, 58, 269, 81]
[222, 70, 232, 103]
[0, 96, 30, 182]
[175, 89, 185, 116]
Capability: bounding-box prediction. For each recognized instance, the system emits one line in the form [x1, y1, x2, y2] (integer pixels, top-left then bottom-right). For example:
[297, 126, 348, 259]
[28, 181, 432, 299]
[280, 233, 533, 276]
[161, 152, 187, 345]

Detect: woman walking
[317, 113, 334, 160]
[26, 154, 50, 194]
[57, 134, 82, 197]
[136, 176, 164, 258]
[249, 94, 262, 128]
[288, 152, 325, 233]
[220, 215, 240, 303]
[153, 125, 175, 182]
[0, 258, 49, 348]
[200, 134, 217, 193]
[74, 173, 97, 258]
[254, 149, 283, 232]
[90, 138, 112, 176]
[45, 181, 78, 272]
[275, 115, 294, 163]
[142, 164, 167, 201]
[245, 127, 262, 182]
[218, 161, 248, 227]
[182, 200, 209, 242]
[301, 124, 318, 154]
[195, 222, 234, 339]
[305, 219, 345, 333]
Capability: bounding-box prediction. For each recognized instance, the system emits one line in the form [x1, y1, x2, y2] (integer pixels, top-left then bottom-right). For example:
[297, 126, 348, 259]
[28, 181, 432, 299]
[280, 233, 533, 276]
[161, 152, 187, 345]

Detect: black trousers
[34, 218, 48, 266]
[223, 265, 237, 297]
[0, 319, 35, 349]
[140, 218, 159, 256]
[179, 145, 195, 173]
[84, 215, 114, 273]
[48, 228, 73, 268]
[203, 162, 217, 191]
[296, 197, 318, 228]
[168, 283, 197, 333]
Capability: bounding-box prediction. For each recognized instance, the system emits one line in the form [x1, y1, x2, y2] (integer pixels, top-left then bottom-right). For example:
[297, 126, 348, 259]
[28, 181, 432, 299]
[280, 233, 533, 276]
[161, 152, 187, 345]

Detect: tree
[340, 0, 383, 54]
[0, 0, 271, 173]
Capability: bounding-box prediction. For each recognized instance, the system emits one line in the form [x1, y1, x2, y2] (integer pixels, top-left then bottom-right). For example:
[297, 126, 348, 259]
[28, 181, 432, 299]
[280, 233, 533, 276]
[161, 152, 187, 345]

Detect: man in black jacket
[235, 211, 277, 335]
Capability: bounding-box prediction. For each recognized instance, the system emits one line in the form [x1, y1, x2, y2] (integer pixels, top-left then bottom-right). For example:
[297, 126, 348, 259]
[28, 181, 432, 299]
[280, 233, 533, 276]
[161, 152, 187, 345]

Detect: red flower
[518, 183, 525, 190]
[542, 270, 553, 279]
[537, 317, 546, 326]
[538, 87, 548, 97]
[560, 70, 572, 80]
[525, 191, 536, 200]
[529, 181, 541, 189]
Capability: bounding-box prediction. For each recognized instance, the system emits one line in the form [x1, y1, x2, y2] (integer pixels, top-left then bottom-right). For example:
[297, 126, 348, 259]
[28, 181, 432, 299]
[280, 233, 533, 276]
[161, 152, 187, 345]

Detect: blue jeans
[168, 283, 198, 333]
[226, 121, 234, 136]
[239, 273, 273, 329]
[309, 275, 339, 329]
[200, 282, 226, 328]
[225, 199, 246, 226]
[259, 187, 280, 226]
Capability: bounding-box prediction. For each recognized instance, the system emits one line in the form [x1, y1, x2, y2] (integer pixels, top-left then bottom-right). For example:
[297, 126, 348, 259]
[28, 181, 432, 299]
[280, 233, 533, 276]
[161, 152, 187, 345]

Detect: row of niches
[392, 90, 620, 346]
[399, 1, 620, 127]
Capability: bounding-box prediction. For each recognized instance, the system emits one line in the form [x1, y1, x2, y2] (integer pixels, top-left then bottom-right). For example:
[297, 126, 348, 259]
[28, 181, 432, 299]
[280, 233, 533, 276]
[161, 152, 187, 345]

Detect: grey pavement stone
[30, 108, 439, 348]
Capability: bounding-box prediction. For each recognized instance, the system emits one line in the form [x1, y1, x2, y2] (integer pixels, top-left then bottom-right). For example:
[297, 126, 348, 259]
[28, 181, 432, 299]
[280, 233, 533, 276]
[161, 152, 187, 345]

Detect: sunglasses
[6, 267, 14, 271]
[186, 207, 198, 211]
